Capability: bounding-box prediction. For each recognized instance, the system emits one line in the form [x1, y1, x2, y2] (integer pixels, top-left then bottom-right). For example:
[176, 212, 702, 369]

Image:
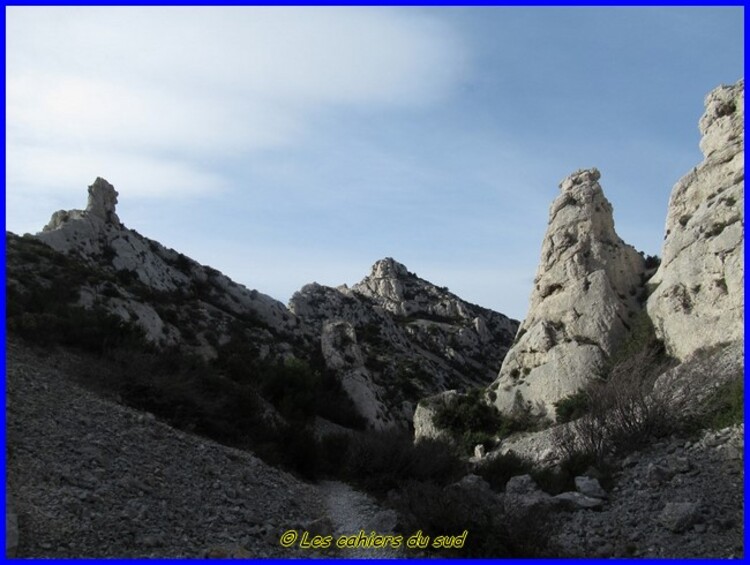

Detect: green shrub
[433, 389, 503, 446]
[433, 389, 547, 454]
[700, 378, 743, 430]
[213, 337, 365, 430]
[606, 311, 667, 374]
[644, 254, 661, 269]
[554, 390, 591, 423]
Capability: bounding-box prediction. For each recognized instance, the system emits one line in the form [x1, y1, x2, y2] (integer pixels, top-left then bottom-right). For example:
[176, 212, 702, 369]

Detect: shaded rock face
[290, 258, 518, 428]
[647, 79, 744, 361]
[490, 168, 645, 420]
[320, 320, 394, 429]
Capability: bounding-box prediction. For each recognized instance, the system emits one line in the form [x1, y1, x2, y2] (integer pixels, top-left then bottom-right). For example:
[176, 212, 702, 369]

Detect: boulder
[505, 474, 542, 496]
[574, 476, 607, 499]
[658, 502, 701, 533]
[553, 491, 605, 510]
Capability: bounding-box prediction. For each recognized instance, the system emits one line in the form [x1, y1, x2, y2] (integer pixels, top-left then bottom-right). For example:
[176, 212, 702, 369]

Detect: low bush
[341, 430, 464, 495]
[475, 452, 533, 492]
[391, 478, 556, 557]
[432, 389, 502, 452]
[555, 344, 674, 467]
[554, 390, 591, 423]
[696, 377, 744, 430]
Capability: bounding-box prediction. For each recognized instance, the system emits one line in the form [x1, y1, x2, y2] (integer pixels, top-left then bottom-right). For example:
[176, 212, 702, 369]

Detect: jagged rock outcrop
[647, 79, 744, 360]
[30, 178, 299, 352]
[43, 178, 122, 232]
[489, 168, 646, 420]
[290, 258, 518, 427]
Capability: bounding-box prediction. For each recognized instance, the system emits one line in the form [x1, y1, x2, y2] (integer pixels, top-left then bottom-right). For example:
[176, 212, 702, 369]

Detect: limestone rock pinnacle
[647, 79, 744, 360]
[489, 168, 645, 420]
[86, 177, 121, 226]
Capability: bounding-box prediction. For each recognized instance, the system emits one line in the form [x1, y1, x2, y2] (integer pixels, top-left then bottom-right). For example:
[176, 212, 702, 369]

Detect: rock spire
[489, 168, 645, 420]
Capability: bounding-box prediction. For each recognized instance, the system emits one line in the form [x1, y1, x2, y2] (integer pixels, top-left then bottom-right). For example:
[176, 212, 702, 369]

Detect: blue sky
[5, 7, 744, 320]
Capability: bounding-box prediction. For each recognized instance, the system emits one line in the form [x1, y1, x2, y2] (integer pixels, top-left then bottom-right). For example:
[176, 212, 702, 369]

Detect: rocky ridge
[13, 181, 518, 432]
[290, 258, 518, 427]
[647, 79, 744, 360]
[31, 178, 300, 355]
[489, 168, 645, 420]
[6, 79, 744, 559]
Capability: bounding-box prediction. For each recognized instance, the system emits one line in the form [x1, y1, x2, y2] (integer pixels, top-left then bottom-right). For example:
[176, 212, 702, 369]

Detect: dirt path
[317, 480, 402, 558]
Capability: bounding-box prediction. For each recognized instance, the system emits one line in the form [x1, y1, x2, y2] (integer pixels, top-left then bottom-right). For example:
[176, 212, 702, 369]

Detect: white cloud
[8, 7, 464, 105]
[6, 6, 467, 215]
[7, 144, 229, 198]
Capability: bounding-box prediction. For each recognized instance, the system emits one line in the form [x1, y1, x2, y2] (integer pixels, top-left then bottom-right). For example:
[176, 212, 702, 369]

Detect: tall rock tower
[490, 168, 645, 420]
[647, 79, 744, 360]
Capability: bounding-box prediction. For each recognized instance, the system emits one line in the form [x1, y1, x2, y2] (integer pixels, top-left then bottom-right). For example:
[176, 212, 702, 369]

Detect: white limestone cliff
[647, 79, 744, 360]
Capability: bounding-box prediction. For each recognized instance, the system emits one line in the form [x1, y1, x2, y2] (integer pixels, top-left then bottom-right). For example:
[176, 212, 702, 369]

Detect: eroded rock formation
[647, 79, 744, 360]
[489, 168, 645, 420]
[290, 258, 517, 428]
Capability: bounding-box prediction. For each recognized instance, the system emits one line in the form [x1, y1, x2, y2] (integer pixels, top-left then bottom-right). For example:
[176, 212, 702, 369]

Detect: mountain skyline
[5, 6, 743, 319]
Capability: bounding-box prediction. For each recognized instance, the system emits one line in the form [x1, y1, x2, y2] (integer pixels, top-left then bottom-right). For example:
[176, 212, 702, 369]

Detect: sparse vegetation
[695, 378, 743, 430]
[605, 310, 670, 376]
[554, 389, 591, 423]
[476, 452, 532, 491]
[432, 389, 503, 453]
[432, 388, 545, 454]
[556, 344, 675, 468]
[390, 477, 555, 557]
[341, 430, 464, 495]
[643, 254, 661, 269]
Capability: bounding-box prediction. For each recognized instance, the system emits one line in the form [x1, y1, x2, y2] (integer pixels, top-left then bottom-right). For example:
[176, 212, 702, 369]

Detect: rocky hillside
[488, 168, 646, 420]
[30, 178, 301, 356]
[647, 79, 744, 360]
[8, 180, 517, 433]
[290, 258, 518, 428]
[4, 337, 397, 558]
